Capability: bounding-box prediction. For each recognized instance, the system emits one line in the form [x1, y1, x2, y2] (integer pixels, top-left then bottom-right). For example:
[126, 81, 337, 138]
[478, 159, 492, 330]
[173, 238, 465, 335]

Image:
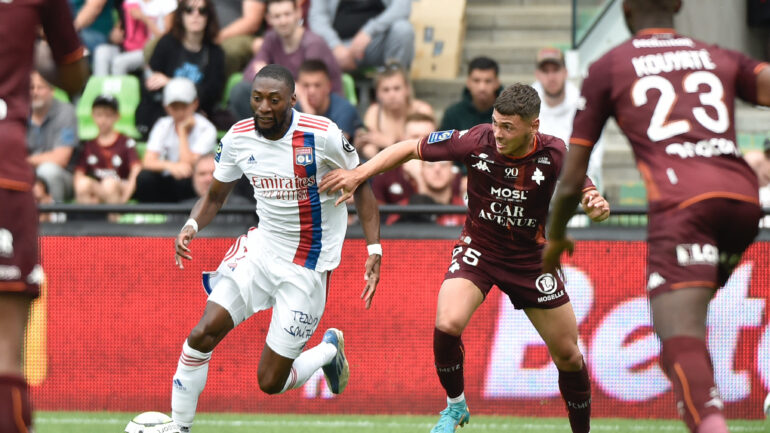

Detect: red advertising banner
[29, 237, 770, 419]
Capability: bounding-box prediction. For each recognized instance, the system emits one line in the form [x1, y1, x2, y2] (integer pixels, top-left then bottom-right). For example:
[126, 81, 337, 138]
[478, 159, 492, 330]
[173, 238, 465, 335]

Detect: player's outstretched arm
[320, 138, 421, 205]
[353, 181, 382, 309]
[543, 144, 592, 275]
[174, 178, 238, 269]
[581, 189, 610, 222]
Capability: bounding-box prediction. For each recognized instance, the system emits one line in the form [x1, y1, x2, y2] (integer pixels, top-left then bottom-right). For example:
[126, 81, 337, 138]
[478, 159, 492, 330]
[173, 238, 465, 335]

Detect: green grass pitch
[36, 411, 768, 433]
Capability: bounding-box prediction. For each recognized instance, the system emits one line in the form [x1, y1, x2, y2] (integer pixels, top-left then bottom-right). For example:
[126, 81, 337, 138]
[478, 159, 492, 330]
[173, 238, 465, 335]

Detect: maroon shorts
[0, 189, 40, 298]
[646, 198, 761, 298]
[443, 242, 569, 310]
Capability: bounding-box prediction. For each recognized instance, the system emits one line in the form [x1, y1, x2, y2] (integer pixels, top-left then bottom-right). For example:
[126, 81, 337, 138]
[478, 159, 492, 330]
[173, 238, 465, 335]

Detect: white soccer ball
[125, 412, 180, 433]
[764, 393, 770, 418]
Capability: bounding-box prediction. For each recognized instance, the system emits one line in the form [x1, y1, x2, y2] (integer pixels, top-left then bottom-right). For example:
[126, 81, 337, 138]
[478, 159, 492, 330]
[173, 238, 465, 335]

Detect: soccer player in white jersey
[169, 65, 382, 432]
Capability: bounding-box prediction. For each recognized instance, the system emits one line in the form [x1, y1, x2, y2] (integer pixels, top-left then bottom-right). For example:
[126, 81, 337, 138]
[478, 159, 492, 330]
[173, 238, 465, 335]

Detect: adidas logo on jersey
[248, 155, 257, 164]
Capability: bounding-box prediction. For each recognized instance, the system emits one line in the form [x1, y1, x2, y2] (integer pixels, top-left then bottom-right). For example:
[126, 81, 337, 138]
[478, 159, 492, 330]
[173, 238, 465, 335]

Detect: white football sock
[280, 342, 337, 393]
[172, 340, 212, 427]
[448, 392, 466, 405]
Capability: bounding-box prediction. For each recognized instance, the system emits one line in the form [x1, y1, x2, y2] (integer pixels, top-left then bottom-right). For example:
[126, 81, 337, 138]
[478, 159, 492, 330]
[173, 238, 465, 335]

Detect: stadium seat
[53, 87, 70, 103]
[618, 181, 647, 206]
[77, 75, 141, 140]
[737, 132, 769, 152]
[221, 72, 244, 108]
[342, 73, 357, 106]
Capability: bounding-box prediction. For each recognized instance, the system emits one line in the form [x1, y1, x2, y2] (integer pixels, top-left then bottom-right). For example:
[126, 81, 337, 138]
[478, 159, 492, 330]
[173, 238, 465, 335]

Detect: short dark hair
[468, 56, 499, 76]
[254, 64, 296, 93]
[493, 83, 540, 119]
[626, 0, 680, 13]
[265, 0, 296, 10]
[298, 59, 330, 79]
[92, 94, 119, 112]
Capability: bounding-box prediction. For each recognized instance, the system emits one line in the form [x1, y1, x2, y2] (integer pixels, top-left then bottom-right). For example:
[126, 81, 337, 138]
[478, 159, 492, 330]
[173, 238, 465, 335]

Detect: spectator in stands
[134, 78, 217, 202]
[32, 177, 66, 223]
[399, 160, 465, 226]
[26, 71, 78, 203]
[214, 0, 267, 77]
[358, 62, 434, 159]
[308, 0, 414, 72]
[93, 0, 177, 76]
[73, 95, 142, 204]
[177, 154, 256, 224]
[440, 56, 502, 132]
[295, 60, 361, 138]
[135, 0, 225, 137]
[532, 46, 604, 193]
[371, 112, 436, 206]
[70, 0, 116, 58]
[229, 0, 344, 119]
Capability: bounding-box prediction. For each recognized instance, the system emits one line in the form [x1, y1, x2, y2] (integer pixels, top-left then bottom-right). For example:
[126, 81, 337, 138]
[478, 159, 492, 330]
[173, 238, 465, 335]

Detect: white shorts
[206, 231, 330, 359]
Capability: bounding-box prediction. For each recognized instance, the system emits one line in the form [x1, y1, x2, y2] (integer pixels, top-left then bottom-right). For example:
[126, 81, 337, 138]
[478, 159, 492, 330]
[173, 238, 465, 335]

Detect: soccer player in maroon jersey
[321, 83, 610, 433]
[544, 1, 770, 432]
[0, 1, 88, 432]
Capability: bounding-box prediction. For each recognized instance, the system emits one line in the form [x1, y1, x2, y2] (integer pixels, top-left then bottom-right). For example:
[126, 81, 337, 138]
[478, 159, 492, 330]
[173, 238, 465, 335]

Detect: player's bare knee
[186, 326, 218, 353]
[551, 348, 584, 371]
[257, 372, 285, 395]
[435, 318, 464, 336]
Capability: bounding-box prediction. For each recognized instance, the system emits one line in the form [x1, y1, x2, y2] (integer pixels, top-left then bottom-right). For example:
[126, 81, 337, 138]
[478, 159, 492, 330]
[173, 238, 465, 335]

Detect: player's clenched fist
[581, 190, 610, 222]
[174, 226, 196, 269]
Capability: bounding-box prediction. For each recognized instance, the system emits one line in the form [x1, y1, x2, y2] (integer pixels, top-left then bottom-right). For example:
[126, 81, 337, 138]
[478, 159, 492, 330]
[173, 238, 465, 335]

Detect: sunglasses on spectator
[184, 6, 208, 15]
[375, 63, 404, 74]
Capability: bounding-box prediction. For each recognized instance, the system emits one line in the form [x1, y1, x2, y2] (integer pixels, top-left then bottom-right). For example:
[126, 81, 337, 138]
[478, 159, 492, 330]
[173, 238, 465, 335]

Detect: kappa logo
[531, 167, 545, 185]
[427, 130, 454, 144]
[294, 147, 314, 166]
[0, 229, 12, 258]
[647, 272, 666, 291]
[472, 161, 490, 172]
[537, 157, 551, 165]
[535, 273, 557, 295]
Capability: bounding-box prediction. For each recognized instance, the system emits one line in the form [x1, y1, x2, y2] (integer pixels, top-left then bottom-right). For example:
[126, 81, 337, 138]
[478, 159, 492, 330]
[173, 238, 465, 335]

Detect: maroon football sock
[660, 336, 725, 433]
[558, 362, 591, 433]
[0, 375, 32, 433]
[434, 328, 465, 399]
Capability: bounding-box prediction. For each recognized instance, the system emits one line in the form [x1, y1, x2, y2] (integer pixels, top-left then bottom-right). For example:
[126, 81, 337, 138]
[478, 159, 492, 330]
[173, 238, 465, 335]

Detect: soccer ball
[125, 412, 180, 433]
[764, 393, 770, 418]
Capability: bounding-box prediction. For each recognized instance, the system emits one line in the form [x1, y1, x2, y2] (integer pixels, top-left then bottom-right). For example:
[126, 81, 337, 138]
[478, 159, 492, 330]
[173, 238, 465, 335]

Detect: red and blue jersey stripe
[291, 130, 323, 269]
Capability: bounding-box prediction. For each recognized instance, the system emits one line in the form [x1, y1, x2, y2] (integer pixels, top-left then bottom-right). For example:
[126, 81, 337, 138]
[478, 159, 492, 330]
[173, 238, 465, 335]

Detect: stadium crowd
[32, 0, 620, 228]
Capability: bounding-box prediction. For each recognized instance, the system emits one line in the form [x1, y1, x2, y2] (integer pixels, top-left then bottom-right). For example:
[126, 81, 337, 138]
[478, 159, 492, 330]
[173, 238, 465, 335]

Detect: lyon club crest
[294, 147, 314, 166]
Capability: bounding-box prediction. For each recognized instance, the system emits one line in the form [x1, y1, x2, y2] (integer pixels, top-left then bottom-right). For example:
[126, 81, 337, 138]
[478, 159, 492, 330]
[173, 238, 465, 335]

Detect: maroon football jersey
[419, 125, 595, 265]
[0, 0, 84, 191]
[572, 28, 767, 212]
[76, 135, 141, 180]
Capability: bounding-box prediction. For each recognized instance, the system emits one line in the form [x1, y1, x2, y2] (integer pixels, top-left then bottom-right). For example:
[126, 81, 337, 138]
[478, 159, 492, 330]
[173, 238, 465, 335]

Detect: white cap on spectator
[163, 77, 197, 106]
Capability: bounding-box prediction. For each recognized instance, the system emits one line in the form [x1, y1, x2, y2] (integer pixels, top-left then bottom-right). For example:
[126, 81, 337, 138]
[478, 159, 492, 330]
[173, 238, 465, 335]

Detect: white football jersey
[214, 109, 359, 272]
